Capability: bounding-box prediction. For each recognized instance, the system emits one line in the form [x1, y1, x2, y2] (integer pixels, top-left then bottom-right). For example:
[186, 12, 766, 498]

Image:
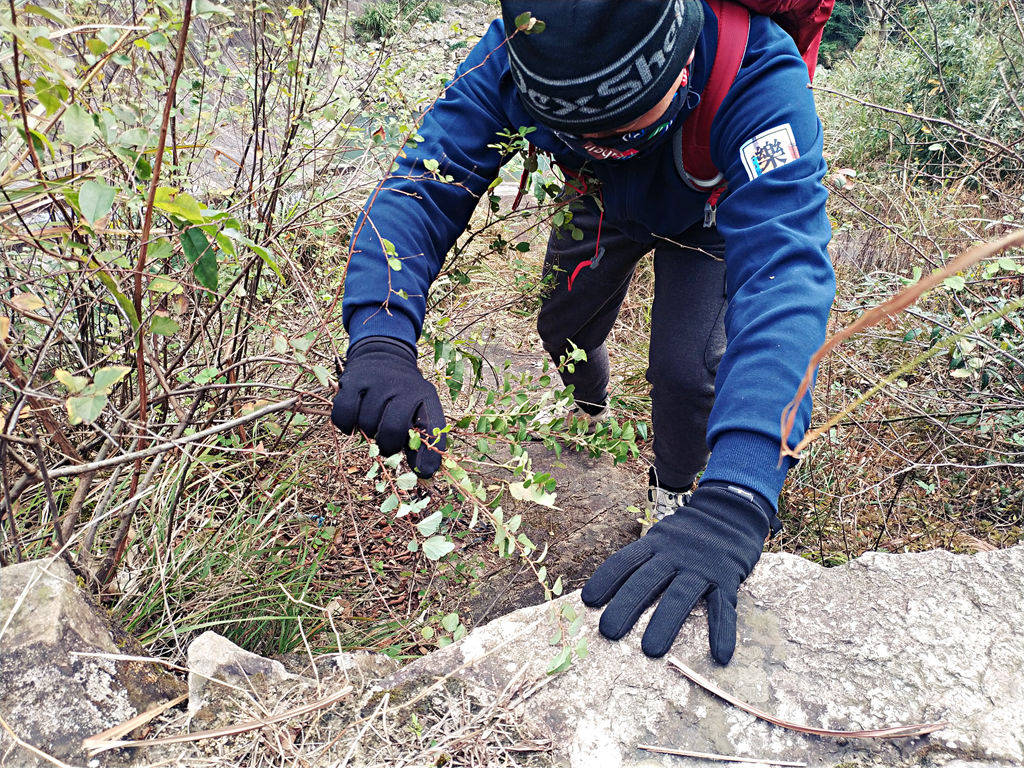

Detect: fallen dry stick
[667, 657, 948, 739]
[638, 744, 806, 766]
[83, 685, 352, 756]
[779, 227, 1024, 459]
[82, 694, 187, 753]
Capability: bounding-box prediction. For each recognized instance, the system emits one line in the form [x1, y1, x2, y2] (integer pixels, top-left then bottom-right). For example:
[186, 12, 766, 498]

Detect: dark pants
[537, 199, 727, 490]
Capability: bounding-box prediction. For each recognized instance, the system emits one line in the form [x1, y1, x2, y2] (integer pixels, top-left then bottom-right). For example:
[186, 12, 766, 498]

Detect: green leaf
[396, 472, 418, 491]
[180, 228, 218, 291]
[416, 510, 443, 537]
[93, 366, 131, 394]
[33, 77, 60, 114]
[312, 365, 331, 387]
[423, 158, 440, 173]
[546, 646, 571, 675]
[575, 638, 588, 659]
[422, 536, 455, 561]
[78, 180, 115, 225]
[196, 0, 234, 17]
[63, 104, 94, 148]
[380, 493, 400, 514]
[25, 4, 72, 25]
[943, 275, 966, 291]
[440, 612, 459, 632]
[148, 276, 183, 294]
[154, 187, 204, 224]
[150, 314, 180, 336]
[67, 393, 107, 425]
[54, 368, 89, 394]
[148, 239, 173, 260]
[509, 480, 557, 508]
[222, 229, 283, 282]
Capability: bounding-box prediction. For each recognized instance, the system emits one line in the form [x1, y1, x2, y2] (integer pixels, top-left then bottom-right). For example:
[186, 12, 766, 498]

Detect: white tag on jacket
[739, 123, 800, 181]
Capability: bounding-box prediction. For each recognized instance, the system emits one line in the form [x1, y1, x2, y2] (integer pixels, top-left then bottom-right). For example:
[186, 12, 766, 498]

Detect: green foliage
[823, 0, 1024, 184]
[352, 0, 445, 41]
[819, 0, 869, 63]
[422, 1, 444, 23]
[352, 1, 402, 40]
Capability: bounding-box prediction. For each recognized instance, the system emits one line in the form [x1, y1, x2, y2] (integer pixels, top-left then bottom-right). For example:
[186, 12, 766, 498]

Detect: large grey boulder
[383, 546, 1024, 768]
[0, 558, 185, 767]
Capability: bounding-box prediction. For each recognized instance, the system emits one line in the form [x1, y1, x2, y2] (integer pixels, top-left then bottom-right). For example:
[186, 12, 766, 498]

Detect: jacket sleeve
[699, 16, 836, 505]
[343, 20, 512, 347]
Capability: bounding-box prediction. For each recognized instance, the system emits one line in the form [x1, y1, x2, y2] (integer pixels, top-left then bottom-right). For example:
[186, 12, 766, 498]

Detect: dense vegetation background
[2, 0, 1022, 673]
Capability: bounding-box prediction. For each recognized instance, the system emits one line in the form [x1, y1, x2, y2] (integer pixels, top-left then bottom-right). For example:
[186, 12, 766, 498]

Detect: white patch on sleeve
[739, 123, 801, 181]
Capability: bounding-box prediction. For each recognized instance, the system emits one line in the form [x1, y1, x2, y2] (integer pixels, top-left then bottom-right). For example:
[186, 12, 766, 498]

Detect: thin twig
[667, 657, 947, 739]
[780, 228, 1024, 458]
[84, 686, 352, 755]
[637, 744, 806, 766]
[81, 693, 188, 752]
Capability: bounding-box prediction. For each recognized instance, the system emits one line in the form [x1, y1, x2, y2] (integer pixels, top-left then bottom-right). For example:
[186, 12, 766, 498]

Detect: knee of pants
[537, 310, 569, 357]
[645, 350, 718, 401]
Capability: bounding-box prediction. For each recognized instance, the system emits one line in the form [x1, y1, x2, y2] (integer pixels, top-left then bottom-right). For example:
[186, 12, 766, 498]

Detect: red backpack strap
[676, 0, 750, 192]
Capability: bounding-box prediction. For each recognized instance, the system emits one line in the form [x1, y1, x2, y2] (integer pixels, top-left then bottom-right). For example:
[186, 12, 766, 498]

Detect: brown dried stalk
[668, 657, 947, 739]
[83, 686, 352, 756]
[81, 693, 187, 752]
[638, 744, 806, 766]
[779, 227, 1024, 459]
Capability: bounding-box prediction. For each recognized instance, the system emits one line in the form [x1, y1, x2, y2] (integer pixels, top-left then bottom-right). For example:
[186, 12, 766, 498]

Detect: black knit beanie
[502, 0, 704, 134]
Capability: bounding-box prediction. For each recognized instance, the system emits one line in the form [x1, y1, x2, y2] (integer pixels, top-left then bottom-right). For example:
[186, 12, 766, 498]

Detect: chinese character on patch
[740, 124, 800, 180]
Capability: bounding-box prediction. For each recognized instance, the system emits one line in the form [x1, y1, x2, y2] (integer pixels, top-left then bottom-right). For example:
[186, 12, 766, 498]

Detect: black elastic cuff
[346, 335, 417, 363]
[699, 480, 782, 536]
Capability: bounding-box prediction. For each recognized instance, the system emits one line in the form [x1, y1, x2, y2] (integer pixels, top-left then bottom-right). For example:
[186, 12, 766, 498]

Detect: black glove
[331, 336, 446, 477]
[581, 482, 778, 664]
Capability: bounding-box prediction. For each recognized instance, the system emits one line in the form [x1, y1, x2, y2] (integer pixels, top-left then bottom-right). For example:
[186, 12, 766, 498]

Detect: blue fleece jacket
[342, 3, 836, 505]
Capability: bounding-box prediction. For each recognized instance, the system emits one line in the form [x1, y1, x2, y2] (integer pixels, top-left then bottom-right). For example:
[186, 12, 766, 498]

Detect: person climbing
[331, 0, 836, 665]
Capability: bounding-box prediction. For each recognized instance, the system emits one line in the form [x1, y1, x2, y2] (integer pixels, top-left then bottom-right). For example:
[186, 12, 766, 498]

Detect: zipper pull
[703, 185, 726, 228]
[703, 200, 717, 228]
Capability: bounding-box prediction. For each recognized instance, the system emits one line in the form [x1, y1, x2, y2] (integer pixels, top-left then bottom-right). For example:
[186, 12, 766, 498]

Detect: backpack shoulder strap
[675, 0, 751, 191]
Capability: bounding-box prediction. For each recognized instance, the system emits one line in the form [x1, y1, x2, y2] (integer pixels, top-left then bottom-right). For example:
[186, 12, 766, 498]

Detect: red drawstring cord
[567, 188, 604, 292]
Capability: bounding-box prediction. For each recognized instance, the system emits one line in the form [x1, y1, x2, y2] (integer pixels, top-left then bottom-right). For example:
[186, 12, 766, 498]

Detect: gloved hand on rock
[581, 481, 778, 664]
[330, 336, 446, 477]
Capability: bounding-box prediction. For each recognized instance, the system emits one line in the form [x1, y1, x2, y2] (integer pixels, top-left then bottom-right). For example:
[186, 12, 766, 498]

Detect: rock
[0, 557, 185, 767]
[186, 631, 316, 726]
[454, 335, 647, 625]
[462, 441, 645, 625]
[276, 648, 401, 686]
[383, 546, 1024, 768]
